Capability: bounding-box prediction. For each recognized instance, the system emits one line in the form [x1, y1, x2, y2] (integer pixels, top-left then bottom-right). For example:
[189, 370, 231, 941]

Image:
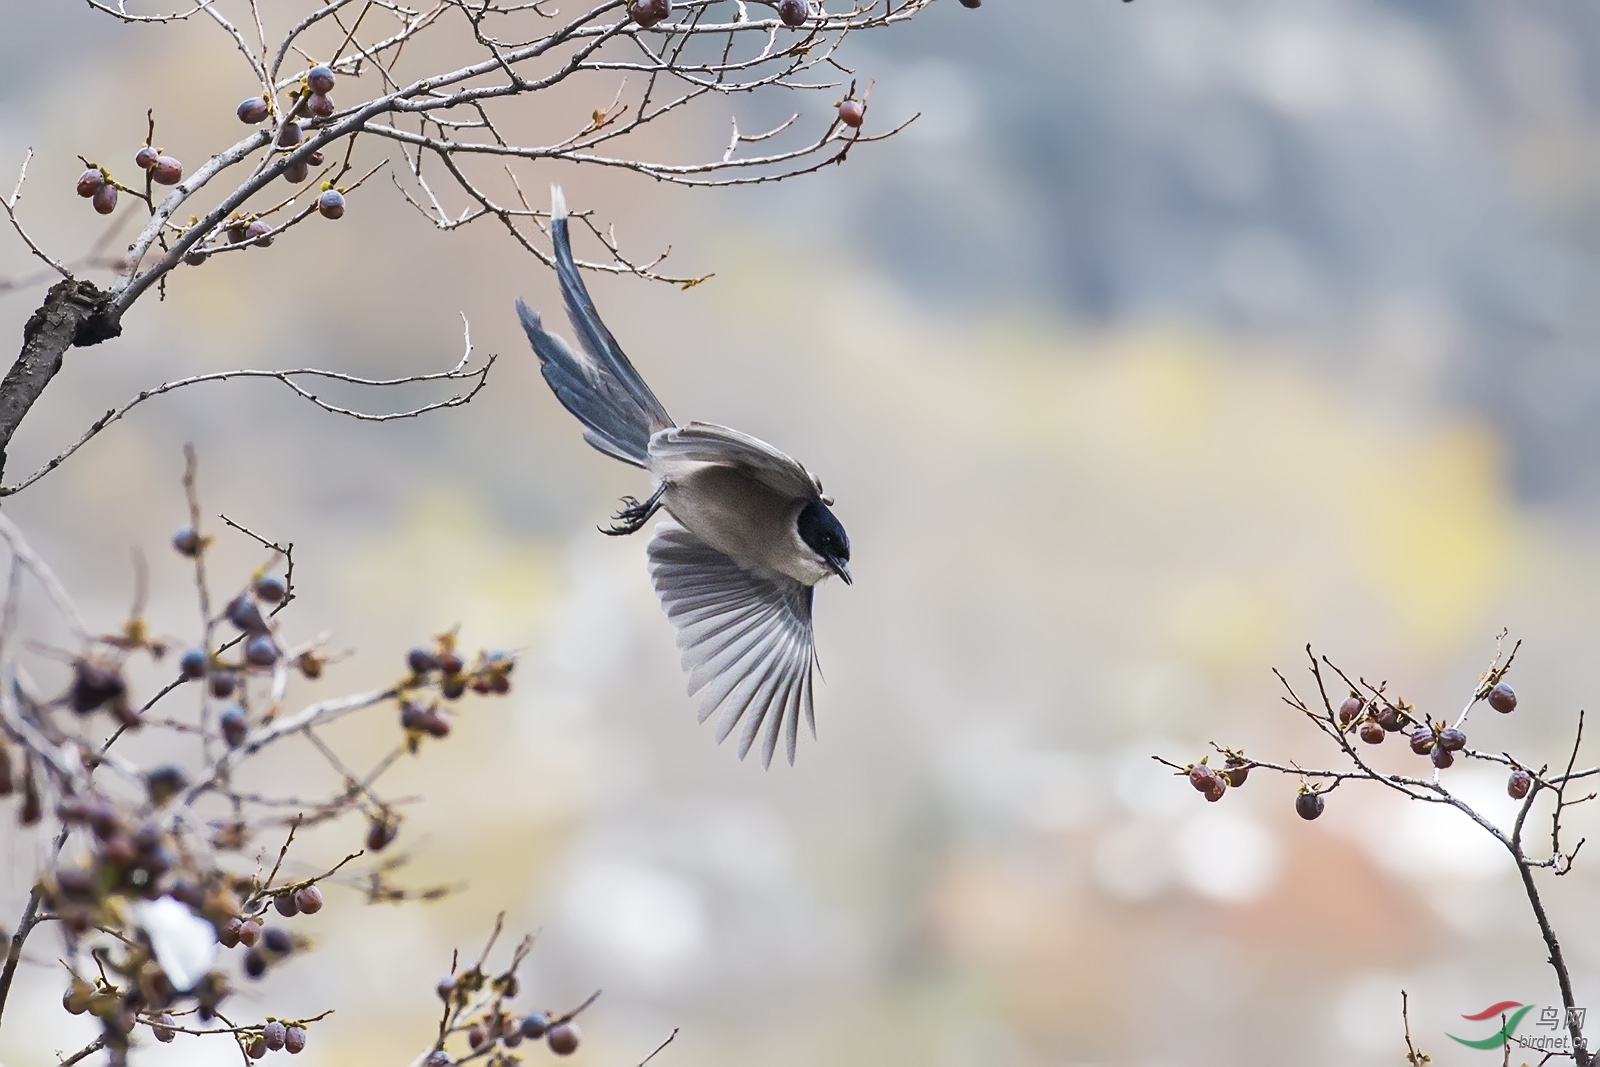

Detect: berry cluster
[1185, 753, 1250, 803]
[432, 963, 585, 1061]
[628, 0, 671, 26]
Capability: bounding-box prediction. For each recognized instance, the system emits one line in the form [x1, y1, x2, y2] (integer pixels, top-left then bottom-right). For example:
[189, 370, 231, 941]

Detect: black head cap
[797, 499, 851, 584]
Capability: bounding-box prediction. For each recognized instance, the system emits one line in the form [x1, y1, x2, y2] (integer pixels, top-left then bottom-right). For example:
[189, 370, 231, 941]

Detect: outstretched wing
[647, 519, 817, 766]
[649, 422, 827, 502]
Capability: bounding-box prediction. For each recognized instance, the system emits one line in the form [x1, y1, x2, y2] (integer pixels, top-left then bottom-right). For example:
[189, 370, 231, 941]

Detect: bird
[516, 186, 851, 767]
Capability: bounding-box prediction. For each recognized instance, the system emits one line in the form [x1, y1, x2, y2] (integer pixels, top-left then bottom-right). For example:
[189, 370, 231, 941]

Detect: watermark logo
[1447, 1002, 1586, 1053]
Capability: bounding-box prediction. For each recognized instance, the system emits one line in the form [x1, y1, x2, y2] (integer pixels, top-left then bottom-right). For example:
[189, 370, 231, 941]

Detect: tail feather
[516, 185, 673, 468]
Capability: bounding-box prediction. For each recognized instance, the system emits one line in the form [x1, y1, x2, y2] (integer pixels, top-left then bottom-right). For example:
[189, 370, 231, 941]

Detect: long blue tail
[516, 186, 673, 468]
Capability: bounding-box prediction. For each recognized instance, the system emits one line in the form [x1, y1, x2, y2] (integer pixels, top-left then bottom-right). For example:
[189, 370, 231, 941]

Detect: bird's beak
[829, 558, 852, 585]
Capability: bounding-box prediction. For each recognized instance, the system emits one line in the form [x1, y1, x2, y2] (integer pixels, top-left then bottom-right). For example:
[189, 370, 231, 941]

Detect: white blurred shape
[1365, 796, 1505, 881]
[132, 897, 217, 993]
[1175, 809, 1281, 903]
[562, 861, 707, 983]
[704, 805, 792, 884]
[1093, 820, 1173, 901]
[1113, 741, 1190, 817]
[1336, 971, 1407, 1054]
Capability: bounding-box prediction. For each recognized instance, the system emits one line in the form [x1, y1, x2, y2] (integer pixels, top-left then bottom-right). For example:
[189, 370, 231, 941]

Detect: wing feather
[649, 422, 827, 501]
[648, 520, 817, 764]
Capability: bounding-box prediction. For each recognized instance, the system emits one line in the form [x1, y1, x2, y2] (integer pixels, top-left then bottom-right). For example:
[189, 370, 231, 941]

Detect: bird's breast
[660, 466, 824, 585]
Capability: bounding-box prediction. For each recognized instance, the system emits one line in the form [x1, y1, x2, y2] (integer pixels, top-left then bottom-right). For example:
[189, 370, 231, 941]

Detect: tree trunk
[0, 278, 121, 482]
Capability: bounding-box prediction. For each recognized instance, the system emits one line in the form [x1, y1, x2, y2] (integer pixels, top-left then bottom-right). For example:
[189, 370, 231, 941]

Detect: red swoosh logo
[1462, 1001, 1524, 1021]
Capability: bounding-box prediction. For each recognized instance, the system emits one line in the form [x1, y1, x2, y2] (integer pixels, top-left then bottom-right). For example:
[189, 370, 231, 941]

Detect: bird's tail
[516, 185, 673, 468]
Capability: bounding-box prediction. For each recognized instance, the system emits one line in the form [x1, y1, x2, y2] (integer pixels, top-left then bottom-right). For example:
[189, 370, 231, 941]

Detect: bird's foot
[601, 484, 665, 536]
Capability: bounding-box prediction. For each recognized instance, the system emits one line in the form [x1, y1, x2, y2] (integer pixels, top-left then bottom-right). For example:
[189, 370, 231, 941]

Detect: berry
[274, 892, 300, 917]
[284, 159, 309, 184]
[400, 702, 428, 730]
[837, 99, 864, 127]
[238, 97, 270, 124]
[468, 1024, 488, 1050]
[248, 1036, 267, 1059]
[520, 1012, 550, 1039]
[777, 0, 807, 26]
[960, 0, 980, 7]
[366, 817, 397, 851]
[220, 916, 243, 947]
[308, 65, 336, 94]
[263, 926, 291, 955]
[424, 710, 451, 738]
[437, 976, 456, 1002]
[442, 674, 466, 700]
[210, 670, 237, 698]
[1488, 682, 1517, 714]
[505, 1029, 524, 1048]
[1188, 763, 1219, 792]
[1408, 728, 1433, 755]
[256, 575, 287, 602]
[1295, 791, 1324, 820]
[244, 949, 267, 978]
[153, 1012, 177, 1042]
[630, 0, 671, 26]
[135, 146, 159, 170]
[278, 122, 303, 148]
[227, 222, 249, 244]
[1376, 704, 1404, 732]
[297, 652, 323, 679]
[77, 168, 105, 197]
[438, 651, 464, 675]
[408, 648, 438, 674]
[1222, 759, 1249, 787]
[220, 703, 249, 748]
[1358, 719, 1385, 745]
[152, 156, 183, 185]
[92, 183, 119, 214]
[1202, 777, 1225, 802]
[1437, 727, 1467, 752]
[547, 1022, 580, 1055]
[264, 1021, 287, 1050]
[239, 919, 262, 947]
[184, 247, 208, 266]
[1509, 768, 1533, 800]
[1337, 696, 1362, 725]
[307, 93, 335, 118]
[317, 189, 345, 220]
[70, 662, 126, 714]
[227, 594, 269, 632]
[426, 1054, 452, 1067]
[1431, 746, 1455, 769]
[308, 150, 325, 166]
[246, 219, 273, 247]
[294, 884, 323, 914]
[145, 765, 187, 806]
[285, 1026, 307, 1054]
[245, 634, 279, 667]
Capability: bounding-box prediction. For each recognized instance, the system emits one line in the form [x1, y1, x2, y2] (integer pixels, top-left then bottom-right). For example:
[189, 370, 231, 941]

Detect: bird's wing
[649, 422, 826, 501]
[647, 519, 817, 767]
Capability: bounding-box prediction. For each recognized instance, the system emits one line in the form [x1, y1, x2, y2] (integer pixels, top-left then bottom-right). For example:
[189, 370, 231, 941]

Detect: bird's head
[797, 499, 851, 585]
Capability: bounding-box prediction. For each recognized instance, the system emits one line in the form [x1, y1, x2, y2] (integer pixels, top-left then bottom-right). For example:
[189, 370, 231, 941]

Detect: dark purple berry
[306, 93, 335, 118]
[438, 651, 464, 675]
[307, 65, 336, 94]
[263, 1021, 287, 1050]
[1222, 759, 1249, 787]
[837, 99, 864, 128]
[263, 926, 291, 955]
[1408, 728, 1433, 755]
[243, 948, 267, 978]
[308, 149, 324, 166]
[442, 674, 466, 700]
[285, 1026, 306, 1054]
[1376, 704, 1404, 732]
[1202, 777, 1225, 802]
[248, 1036, 267, 1059]
[145, 765, 187, 806]
[210, 670, 237, 699]
[77, 168, 105, 197]
[255, 575, 286, 602]
[70, 661, 126, 713]
[1509, 768, 1533, 800]
[278, 122, 303, 148]
[1358, 719, 1385, 745]
[437, 976, 456, 1002]
[960, 0, 980, 7]
[629, 0, 671, 26]
[245, 219, 273, 247]
[219, 917, 242, 947]
[135, 146, 159, 170]
[1488, 682, 1517, 714]
[423, 710, 451, 738]
[274, 892, 299, 917]
[226, 593, 269, 632]
[151, 156, 183, 185]
[400, 702, 428, 731]
[547, 1022, 580, 1055]
[1438, 727, 1467, 752]
[1188, 763, 1220, 793]
[245, 634, 279, 667]
[777, 0, 807, 26]
[238, 97, 270, 124]
[1337, 696, 1362, 725]
[92, 183, 118, 214]
[294, 884, 323, 914]
[366, 817, 397, 851]
[284, 158, 309, 184]
[1295, 791, 1324, 821]
[220, 703, 249, 748]
[1432, 746, 1455, 769]
[227, 222, 249, 244]
[183, 247, 208, 266]
[468, 1024, 488, 1049]
[520, 1012, 550, 1039]
[153, 1012, 177, 1042]
[317, 189, 345, 219]
[408, 648, 438, 674]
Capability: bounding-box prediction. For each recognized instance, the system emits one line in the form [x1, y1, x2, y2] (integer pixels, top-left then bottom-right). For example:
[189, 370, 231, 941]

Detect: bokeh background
[4, 1, 1600, 1064]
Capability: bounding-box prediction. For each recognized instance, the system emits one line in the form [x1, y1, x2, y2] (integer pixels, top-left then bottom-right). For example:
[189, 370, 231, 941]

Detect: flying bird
[516, 186, 851, 767]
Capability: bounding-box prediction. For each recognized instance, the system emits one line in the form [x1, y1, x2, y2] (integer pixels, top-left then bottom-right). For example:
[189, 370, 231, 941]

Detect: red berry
[263, 1021, 287, 1050]
[238, 97, 270, 124]
[1337, 696, 1362, 725]
[1358, 719, 1385, 745]
[1437, 727, 1467, 752]
[547, 1022, 580, 1055]
[438, 651, 464, 675]
[246, 219, 273, 247]
[152, 156, 183, 185]
[307, 93, 335, 118]
[629, 0, 671, 26]
[1295, 791, 1324, 820]
[92, 183, 118, 215]
[1488, 682, 1517, 714]
[1408, 728, 1434, 755]
[294, 884, 323, 914]
[468, 1024, 488, 1050]
[424, 709, 452, 738]
[285, 1026, 306, 1054]
[317, 189, 345, 219]
[1188, 764, 1220, 793]
[777, 0, 807, 26]
[239, 919, 262, 947]
[1431, 746, 1455, 769]
[308, 150, 324, 166]
[77, 168, 106, 197]
[135, 146, 159, 170]
[1508, 768, 1533, 800]
[1202, 777, 1225, 802]
[307, 65, 336, 94]
[837, 99, 865, 127]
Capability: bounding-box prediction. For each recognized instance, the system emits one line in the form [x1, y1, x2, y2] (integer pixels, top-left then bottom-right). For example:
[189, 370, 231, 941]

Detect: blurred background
[4, 0, 1600, 1063]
